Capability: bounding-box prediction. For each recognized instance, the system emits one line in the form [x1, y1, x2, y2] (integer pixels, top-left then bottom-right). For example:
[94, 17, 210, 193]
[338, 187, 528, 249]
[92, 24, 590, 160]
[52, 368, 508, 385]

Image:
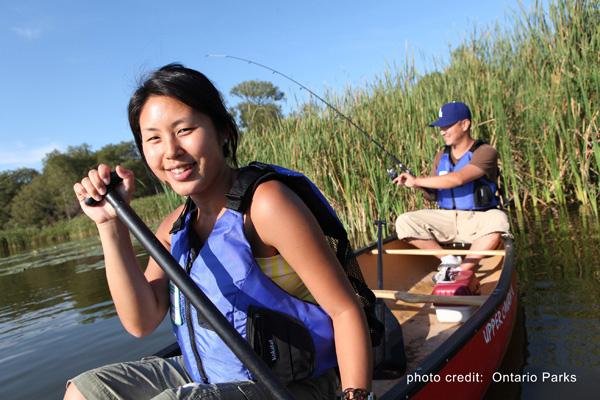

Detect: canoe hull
[377, 236, 518, 400]
[412, 271, 518, 399]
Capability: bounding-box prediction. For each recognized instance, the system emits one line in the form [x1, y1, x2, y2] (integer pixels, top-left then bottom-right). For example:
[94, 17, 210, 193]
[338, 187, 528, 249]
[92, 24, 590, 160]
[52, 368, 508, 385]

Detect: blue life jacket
[436, 140, 500, 210]
[168, 163, 345, 384]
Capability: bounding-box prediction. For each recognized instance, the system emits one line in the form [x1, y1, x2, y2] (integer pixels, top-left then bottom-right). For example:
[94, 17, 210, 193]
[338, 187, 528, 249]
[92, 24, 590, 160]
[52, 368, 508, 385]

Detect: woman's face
[139, 95, 226, 197]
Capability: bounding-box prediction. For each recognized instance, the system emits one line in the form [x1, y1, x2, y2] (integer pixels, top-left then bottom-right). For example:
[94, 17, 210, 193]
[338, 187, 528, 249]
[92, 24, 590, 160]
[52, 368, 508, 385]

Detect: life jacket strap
[170, 197, 196, 234]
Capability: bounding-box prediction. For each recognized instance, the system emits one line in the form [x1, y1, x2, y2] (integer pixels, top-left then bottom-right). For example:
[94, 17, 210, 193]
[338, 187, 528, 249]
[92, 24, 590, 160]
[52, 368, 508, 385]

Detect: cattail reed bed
[0, 0, 597, 257]
[239, 0, 599, 245]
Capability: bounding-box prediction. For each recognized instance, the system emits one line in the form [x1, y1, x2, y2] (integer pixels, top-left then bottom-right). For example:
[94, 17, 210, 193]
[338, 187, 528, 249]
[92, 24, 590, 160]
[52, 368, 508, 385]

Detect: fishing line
[207, 54, 414, 178]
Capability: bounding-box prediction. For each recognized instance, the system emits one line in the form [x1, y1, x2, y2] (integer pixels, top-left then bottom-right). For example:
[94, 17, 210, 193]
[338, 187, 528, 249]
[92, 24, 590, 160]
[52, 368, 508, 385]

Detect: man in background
[393, 101, 510, 282]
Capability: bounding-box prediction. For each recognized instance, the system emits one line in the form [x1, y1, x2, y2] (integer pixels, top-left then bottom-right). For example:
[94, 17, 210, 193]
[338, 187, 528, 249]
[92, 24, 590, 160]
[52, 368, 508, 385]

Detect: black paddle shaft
[86, 173, 294, 400]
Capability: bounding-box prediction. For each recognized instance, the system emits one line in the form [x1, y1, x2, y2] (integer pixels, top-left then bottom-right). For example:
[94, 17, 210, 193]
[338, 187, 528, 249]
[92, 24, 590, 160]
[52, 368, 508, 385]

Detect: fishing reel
[387, 163, 414, 181]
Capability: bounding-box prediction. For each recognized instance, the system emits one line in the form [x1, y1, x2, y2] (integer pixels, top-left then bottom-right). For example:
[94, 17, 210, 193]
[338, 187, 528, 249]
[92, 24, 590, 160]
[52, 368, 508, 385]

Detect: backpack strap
[225, 161, 279, 213]
[470, 138, 486, 152]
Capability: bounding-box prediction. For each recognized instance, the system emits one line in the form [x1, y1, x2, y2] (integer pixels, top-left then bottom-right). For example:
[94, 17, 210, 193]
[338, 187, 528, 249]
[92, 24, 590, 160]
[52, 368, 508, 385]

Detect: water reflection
[0, 236, 173, 400]
[0, 238, 109, 332]
[508, 210, 600, 399]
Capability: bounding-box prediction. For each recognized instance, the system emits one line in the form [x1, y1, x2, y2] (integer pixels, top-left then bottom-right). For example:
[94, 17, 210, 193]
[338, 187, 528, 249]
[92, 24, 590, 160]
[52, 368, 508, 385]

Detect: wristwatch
[340, 388, 376, 399]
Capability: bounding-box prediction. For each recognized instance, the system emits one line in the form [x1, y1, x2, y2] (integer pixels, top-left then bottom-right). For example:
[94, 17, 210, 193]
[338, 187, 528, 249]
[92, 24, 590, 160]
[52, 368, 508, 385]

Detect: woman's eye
[145, 136, 160, 142]
[177, 127, 193, 135]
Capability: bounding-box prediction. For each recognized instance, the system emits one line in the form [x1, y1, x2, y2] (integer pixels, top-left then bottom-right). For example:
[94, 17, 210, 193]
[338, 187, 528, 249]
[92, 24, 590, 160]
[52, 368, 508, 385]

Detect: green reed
[238, 0, 599, 245]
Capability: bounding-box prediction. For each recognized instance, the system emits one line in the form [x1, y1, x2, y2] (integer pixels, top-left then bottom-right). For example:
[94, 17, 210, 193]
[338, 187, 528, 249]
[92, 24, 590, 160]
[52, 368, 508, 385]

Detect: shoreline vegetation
[1, 0, 598, 257]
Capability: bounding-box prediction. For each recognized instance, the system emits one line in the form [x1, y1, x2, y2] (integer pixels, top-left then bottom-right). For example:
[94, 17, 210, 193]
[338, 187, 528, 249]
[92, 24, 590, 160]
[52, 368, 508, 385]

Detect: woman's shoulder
[244, 180, 296, 257]
[248, 179, 313, 237]
[475, 142, 497, 152]
[250, 179, 302, 216]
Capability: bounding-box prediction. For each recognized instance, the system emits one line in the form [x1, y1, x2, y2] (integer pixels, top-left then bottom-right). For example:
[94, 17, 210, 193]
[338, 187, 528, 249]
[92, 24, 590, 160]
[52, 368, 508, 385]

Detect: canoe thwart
[373, 289, 488, 307]
[371, 249, 506, 256]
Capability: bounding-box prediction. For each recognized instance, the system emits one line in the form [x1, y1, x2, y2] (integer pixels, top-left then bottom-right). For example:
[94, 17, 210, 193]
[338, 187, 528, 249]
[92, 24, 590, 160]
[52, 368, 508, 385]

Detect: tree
[42, 145, 96, 221]
[230, 80, 285, 130]
[0, 168, 39, 228]
[9, 175, 56, 227]
[3, 141, 161, 228]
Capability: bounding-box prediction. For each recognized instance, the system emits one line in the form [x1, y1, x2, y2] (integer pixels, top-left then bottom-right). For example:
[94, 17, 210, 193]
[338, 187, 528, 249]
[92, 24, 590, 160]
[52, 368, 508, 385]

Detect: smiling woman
[66, 64, 375, 400]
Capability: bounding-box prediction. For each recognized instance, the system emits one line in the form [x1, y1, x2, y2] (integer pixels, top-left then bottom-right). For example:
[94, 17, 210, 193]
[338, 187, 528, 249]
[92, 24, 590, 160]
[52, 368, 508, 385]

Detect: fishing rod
[207, 54, 414, 178]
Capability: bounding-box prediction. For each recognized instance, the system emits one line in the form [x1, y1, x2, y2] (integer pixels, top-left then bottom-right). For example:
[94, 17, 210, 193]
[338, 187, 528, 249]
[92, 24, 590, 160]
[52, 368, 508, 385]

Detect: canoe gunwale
[359, 236, 517, 399]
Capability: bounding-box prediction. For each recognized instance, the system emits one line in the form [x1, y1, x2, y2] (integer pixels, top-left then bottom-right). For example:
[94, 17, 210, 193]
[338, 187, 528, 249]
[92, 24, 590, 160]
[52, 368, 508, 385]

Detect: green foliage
[41, 144, 96, 222]
[8, 175, 57, 227]
[230, 80, 285, 130]
[0, 168, 39, 228]
[3, 141, 155, 228]
[0, 193, 173, 257]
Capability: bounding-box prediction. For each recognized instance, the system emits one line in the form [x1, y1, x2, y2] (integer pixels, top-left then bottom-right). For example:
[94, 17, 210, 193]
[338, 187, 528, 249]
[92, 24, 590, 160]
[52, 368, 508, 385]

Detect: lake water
[0, 237, 173, 400]
[1, 211, 599, 399]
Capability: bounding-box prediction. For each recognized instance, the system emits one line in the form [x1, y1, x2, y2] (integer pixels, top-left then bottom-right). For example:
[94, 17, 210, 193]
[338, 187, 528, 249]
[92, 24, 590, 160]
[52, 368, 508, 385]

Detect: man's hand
[393, 172, 418, 188]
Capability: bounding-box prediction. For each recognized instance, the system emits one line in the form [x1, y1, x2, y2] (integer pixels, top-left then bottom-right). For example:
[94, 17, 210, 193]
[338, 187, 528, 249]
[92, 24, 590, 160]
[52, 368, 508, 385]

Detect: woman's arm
[247, 180, 372, 391]
[74, 164, 173, 337]
[98, 214, 173, 337]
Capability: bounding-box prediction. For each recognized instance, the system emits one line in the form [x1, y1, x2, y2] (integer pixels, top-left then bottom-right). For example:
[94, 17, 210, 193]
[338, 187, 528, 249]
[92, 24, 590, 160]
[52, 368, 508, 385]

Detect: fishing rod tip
[206, 54, 226, 58]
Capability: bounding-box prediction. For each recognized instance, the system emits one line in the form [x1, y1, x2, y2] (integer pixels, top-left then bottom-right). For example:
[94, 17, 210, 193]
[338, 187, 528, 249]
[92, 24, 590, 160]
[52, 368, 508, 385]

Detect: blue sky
[0, 0, 532, 172]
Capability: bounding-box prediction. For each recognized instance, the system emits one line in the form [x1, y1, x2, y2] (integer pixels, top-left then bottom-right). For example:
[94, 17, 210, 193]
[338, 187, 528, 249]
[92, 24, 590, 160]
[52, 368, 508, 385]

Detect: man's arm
[394, 164, 486, 190]
[394, 144, 497, 191]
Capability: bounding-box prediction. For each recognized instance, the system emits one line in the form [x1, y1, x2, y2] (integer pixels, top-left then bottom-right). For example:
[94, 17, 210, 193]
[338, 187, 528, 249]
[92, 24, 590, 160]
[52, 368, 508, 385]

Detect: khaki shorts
[68, 355, 337, 400]
[395, 209, 510, 244]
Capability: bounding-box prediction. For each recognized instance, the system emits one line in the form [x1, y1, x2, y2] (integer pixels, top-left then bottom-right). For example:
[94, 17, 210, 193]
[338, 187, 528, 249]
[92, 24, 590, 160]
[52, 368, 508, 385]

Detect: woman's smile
[165, 162, 197, 181]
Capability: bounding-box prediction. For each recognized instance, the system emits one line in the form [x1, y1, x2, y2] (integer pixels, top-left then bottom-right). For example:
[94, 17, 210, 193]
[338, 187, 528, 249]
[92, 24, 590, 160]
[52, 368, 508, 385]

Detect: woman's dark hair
[128, 63, 239, 166]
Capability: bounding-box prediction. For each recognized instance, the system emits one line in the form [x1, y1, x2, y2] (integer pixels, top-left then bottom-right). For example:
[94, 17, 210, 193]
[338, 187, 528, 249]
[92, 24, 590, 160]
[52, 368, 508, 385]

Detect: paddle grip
[83, 171, 124, 206]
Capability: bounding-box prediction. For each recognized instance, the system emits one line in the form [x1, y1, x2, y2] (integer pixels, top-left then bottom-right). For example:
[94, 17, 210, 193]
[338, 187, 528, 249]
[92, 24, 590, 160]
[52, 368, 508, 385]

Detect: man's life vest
[168, 162, 382, 384]
[436, 140, 500, 210]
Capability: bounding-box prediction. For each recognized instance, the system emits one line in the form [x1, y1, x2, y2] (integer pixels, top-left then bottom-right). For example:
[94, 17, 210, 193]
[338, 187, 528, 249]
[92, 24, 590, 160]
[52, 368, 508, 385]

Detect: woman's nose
[164, 137, 183, 158]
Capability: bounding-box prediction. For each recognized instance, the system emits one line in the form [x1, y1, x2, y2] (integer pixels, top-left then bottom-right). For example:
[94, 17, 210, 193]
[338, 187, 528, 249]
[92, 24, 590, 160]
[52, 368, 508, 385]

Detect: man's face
[439, 119, 470, 146]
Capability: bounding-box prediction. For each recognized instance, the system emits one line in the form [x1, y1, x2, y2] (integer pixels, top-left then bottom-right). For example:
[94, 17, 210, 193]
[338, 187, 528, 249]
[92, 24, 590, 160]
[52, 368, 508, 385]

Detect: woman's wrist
[97, 218, 121, 229]
[96, 218, 127, 238]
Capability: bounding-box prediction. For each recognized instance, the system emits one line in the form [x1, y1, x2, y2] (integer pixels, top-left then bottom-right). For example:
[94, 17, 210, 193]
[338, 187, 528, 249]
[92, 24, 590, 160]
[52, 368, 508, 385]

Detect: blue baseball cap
[429, 102, 472, 127]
